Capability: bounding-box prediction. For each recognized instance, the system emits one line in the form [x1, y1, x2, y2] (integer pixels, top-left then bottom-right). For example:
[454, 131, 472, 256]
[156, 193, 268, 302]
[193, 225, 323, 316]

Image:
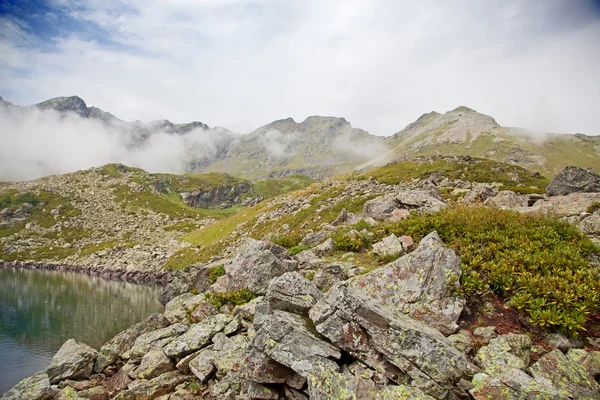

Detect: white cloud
[1, 0, 599, 138]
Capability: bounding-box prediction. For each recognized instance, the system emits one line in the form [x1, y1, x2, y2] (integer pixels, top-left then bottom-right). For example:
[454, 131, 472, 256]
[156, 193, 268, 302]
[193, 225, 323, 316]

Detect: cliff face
[181, 181, 258, 208]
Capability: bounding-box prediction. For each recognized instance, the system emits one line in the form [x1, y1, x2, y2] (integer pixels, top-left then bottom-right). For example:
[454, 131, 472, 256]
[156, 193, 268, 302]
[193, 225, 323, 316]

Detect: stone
[105, 364, 135, 397]
[470, 368, 564, 400]
[58, 380, 95, 391]
[448, 330, 473, 354]
[162, 314, 233, 358]
[245, 382, 280, 399]
[189, 348, 216, 383]
[188, 297, 218, 323]
[223, 238, 298, 295]
[330, 208, 349, 226]
[473, 326, 498, 342]
[112, 371, 188, 400]
[546, 166, 600, 196]
[159, 265, 212, 306]
[545, 332, 584, 352]
[313, 262, 349, 292]
[125, 323, 189, 363]
[240, 346, 306, 387]
[252, 309, 342, 377]
[300, 230, 328, 246]
[94, 313, 169, 373]
[567, 349, 600, 377]
[46, 339, 98, 384]
[136, 349, 175, 380]
[309, 283, 476, 398]
[311, 238, 336, 257]
[0, 372, 57, 400]
[463, 184, 495, 204]
[54, 387, 85, 400]
[474, 334, 531, 376]
[529, 349, 600, 399]
[484, 190, 528, 209]
[293, 249, 321, 268]
[363, 190, 446, 221]
[266, 271, 322, 315]
[232, 296, 264, 321]
[348, 231, 464, 335]
[371, 233, 406, 258]
[78, 386, 109, 400]
[163, 293, 195, 324]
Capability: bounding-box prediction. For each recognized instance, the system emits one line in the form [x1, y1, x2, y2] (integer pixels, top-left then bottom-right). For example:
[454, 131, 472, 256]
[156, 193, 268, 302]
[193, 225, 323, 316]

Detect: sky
[1, 0, 600, 136]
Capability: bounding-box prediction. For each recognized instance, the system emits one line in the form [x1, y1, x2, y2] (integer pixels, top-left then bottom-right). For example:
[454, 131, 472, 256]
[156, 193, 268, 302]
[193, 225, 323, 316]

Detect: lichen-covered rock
[349, 231, 464, 335]
[311, 238, 336, 257]
[546, 166, 600, 196]
[529, 349, 600, 399]
[163, 293, 195, 324]
[371, 233, 406, 258]
[105, 364, 135, 397]
[470, 368, 565, 400]
[293, 249, 322, 268]
[473, 326, 498, 342]
[300, 230, 328, 246]
[189, 348, 216, 383]
[447, 330, 473, 354]
[252, 309, 342, 377]
[567, 349, 600, 378]
[232, 296, 264, 321]
[313, 262, 349, 292]
[244, 381, 280, 399]
[136, 349, 175, 380]
[94, 313, 169, 373]
[474, 334, 531, 376]
[125, 323, 189, 363]
[162, 313, 233, 358]
[112, 371, 187, 400]
[78, 386, 109, 400]
[545, 332, 584, 352]
[223, 239, 298, 295]
[484, 190, 527, 209]
[1, 372, 57, 400]
[309, 283, 476, 398]
[46, 339, 98, 384]
[463, 184, 496, 204]
[240, 346, 306, 388]
[54, 387, 85, 400]
[266, 271, 322, 315]
[363, 190, 446, 221]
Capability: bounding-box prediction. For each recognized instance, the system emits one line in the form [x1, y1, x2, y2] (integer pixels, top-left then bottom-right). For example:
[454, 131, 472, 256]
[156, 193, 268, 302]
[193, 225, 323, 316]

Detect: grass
[254, 175, 315, 199]
[1, 245, 77, 261]
[362, 158, 549, 194]
[373, 205, 599, 335]
[79, 240, 119, 258]
[208, 264, 225, 283]
[204, 288, 256, 309]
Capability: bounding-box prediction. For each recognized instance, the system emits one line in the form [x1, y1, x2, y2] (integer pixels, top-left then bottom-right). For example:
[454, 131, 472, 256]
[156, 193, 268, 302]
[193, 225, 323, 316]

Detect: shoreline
[0, 261, 171, 286]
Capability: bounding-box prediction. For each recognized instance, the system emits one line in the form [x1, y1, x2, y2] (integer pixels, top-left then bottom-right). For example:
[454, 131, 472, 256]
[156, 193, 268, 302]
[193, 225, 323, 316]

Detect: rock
[232, 296, 264, 321]
[311, 238, 336, 257]
[300, 230, 328, 246]
[313, 262, 349, 292]
[94, 313, 169, 373]
[448, 330, 473, 354]
[463, 184, 495, 204]
[484, 190, 527, 209]
[293, 249, 321, 268]
[363, 190, 446, 221]
[189, 348, 216, 383]
[223, 238, 298, 295]
[54, 387, 85, 400]
[470, 368, 564, 400]
[309, 283, 476, 398]
[125, 323, 189, 363]
[252, 309, 342, 377]
[266, 271, 322, 315]
[348, 231, 464, 335]
[474, 334, 531, 376]
[240, 346, 306, 388]
[162, 314, 233, 358]
[105, 364, 135, 397]
[545, 332, 584, 352]
[112, 371, 188, 400]
[159, 265, 212, 306]
[245, 382, 280, 399]
[371, 233, 406, 258]
[163, 293, 196, 324]
[181, 180, 255, 208]
[567, 349, 600, 378]
[46, 339, 98, 384]
[78, 386, 109, 400]
[529, 349, 600, 398]
[330, 208, 349, 226]
[473, 326, 498, 342]
[58, 380, 95, 391]
[546, 166, 600, 196]
[136, 349, 175, 379]
[1, 372, 57, 400]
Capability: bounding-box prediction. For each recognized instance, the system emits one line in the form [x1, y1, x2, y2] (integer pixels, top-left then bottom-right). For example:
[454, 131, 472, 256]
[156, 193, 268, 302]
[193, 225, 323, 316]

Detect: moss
[204, 288, 256, 309]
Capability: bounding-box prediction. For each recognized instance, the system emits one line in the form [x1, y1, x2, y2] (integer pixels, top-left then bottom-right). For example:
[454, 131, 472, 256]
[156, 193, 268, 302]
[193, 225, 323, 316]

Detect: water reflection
[0, 267, 164, 394]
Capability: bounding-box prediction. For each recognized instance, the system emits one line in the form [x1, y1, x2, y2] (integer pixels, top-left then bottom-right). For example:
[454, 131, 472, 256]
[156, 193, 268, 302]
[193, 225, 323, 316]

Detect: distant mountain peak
[37, 95, 89, 117]
[450, 106, 476, 113]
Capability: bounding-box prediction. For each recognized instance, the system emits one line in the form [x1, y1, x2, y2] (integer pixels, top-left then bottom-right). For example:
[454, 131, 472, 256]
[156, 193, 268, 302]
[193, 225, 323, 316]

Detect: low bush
[586, 202, 600, 214]
[207, 264, 226, 283]
[288, 245, 312, 256]
[204, 288, 256, 309]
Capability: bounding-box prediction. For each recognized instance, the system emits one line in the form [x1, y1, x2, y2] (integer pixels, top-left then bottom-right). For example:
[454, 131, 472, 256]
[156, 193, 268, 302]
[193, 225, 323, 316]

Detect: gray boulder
[309, 283, 476, 398]
[484, 190, 528, 209]
[363, 190, 446, 221]
[348, 231, 464, 335]
[371, 233, 406, 258]
[313, 262, 349, 292]
[136, 349, 175, 380]
[470, 368, 565, 400]
[112, 371, 187, 400]
[94, 313, 169, 373]
[463, 184, 496, 204]
[223, 239, 298, 295]
[300, 230, 328, 246]
[545, 332, 584, 353]
[311, 238, 336, 257]
[125, 323, 189, 363]
[546, 166, 600, 196]
[266, 272, 322, 315]
[162, 314, 233, 358]
[474, 334, 531, 376]
[1, 372, 57, 400]
[46, 339, 98, 384]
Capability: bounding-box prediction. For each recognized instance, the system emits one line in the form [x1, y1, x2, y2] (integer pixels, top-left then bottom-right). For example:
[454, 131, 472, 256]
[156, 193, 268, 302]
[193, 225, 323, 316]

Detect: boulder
[125, 323, 189, 363]
[313, 262, 349, 292]
[223, 239, 298, 295]
[470, 368, 565, 400]
[371, 233, 406, 258]
[473, 326, 498, 342]
[363, 190, 446, 221]
[163, 293, 195, 324]
[46, 339, 98, 384]
[300, 230, 328, 246]
[162, 314, 233, 358]
[1, 372, 57, 400]
[309, 283, 476, 398]
[112, 371, 187, 400]
[348, 231, 464, 335]
[330, 208, 349, 226]
[447, 330, 473, 354]
[158, 264, 211, 306]
[545, 332, 584, 353]
[463, 184, 496, 204]
[94, 313, 169, 373]
[474, 334, 531, 376]
[232, 296, 264, 321]
[105, 364, 135, 397]
[567, 349, 600, 378]
[240, 346, 306, 388]
[484, 190, 528, 209]
[311, 238, 336, 257]
[136, 349, 175, 380]
[546, 166, 600, 196]
[78, 386, 109, 400]
[266, 272, 322, 315]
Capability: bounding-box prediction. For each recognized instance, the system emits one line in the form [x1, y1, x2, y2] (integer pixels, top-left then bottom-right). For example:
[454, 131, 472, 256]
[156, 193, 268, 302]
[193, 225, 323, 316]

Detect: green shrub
[208, 264, 226, 283]
[382, 205, 599, 335]
[288, 245, 312, 256]
[204, 288, 256, 309]
[270, 232, 303, 249]
[333, 229, 374, 252]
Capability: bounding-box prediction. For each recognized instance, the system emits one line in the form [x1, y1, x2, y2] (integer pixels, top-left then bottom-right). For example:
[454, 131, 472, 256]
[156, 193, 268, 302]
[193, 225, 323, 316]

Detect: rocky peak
[37, 96, 90, 117]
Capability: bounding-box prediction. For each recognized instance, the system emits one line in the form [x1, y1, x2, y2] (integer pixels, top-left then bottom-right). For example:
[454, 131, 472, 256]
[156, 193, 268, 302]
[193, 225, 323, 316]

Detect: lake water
[0, 267, 164, 394]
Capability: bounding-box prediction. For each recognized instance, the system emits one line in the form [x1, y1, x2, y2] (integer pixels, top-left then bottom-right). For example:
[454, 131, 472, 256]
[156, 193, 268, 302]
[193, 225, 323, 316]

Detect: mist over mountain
[1, 95, 599, 182]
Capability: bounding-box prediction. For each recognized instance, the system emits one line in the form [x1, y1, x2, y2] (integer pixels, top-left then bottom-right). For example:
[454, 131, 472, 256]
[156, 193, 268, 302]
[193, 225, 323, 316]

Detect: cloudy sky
[1, 0, 600, 135]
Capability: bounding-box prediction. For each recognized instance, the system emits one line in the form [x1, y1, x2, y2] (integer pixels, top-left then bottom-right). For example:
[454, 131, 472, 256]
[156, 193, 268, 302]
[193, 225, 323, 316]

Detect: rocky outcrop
[181, 181, 258, 208]
[546, 166, 600, 196]
[46, 339, 98, 384]
[363, 189, 446, 221]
